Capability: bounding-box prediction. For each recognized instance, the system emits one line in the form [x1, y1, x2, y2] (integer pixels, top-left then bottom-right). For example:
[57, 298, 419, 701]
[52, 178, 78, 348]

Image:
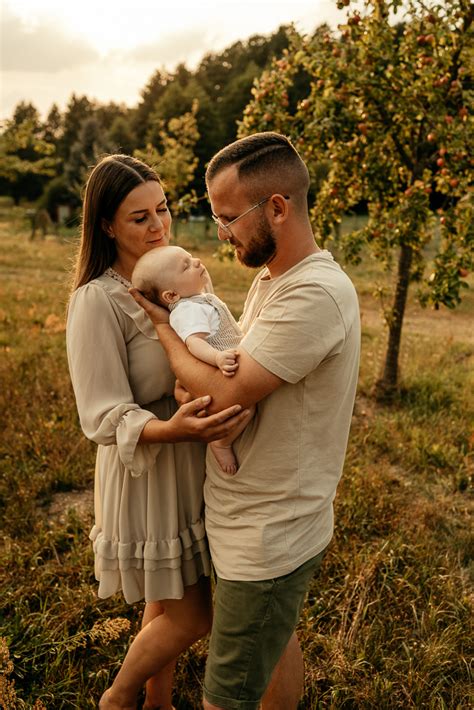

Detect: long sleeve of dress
[66, 282, 161, 476]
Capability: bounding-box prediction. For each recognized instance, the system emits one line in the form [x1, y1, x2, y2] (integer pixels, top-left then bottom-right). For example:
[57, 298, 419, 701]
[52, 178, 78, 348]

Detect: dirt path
[48, 490, 94, 524]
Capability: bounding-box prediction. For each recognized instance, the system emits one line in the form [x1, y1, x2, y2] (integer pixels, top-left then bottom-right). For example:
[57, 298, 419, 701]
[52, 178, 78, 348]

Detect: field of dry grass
[0, 202, 472, 708]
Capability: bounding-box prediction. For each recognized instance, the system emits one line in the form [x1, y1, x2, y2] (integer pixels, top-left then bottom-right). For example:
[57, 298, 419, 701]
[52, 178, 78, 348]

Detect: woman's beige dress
[66, 273, 210, 604]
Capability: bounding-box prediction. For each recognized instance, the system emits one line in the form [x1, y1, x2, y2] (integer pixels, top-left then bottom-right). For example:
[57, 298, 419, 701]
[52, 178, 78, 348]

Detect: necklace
[105, 267, 132, 288]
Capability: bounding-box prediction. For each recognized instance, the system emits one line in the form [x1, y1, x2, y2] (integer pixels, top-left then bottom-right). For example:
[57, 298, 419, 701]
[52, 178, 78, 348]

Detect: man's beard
[235, 215, 277, 268]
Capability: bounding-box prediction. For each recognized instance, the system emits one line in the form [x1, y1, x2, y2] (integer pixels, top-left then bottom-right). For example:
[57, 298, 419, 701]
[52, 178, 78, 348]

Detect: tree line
[0, 0, 472, 393]
[0, 25, 293, 217]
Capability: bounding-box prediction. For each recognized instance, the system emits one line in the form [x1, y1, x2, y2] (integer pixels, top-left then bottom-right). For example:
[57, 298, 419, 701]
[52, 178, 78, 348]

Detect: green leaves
[134, 101, 200, 218]
[240, 0, 473, 390]
[0, 120, 59, 182]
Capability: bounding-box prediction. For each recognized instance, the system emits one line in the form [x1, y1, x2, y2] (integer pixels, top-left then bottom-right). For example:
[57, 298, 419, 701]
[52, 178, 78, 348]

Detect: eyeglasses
[211, 195, 289, 235]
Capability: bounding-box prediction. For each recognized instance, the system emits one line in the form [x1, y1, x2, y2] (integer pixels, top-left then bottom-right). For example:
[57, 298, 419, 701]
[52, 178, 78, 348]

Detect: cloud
[127, 28, 215, 67]
[0, 8, 99, 72]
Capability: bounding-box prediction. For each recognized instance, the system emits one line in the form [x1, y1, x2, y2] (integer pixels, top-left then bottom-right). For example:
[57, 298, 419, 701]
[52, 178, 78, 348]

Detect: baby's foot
[99, 689, 136, 710]
[210, 443, 238, 475]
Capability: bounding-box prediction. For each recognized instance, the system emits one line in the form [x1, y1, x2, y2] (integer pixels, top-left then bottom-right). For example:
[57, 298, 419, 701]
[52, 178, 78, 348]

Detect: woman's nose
[149, 214, 163, 230]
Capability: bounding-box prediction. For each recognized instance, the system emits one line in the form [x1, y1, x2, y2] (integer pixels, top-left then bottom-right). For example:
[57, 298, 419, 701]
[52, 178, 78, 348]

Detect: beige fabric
[204, 251, 360, 581]
[66, 274, 210, 603]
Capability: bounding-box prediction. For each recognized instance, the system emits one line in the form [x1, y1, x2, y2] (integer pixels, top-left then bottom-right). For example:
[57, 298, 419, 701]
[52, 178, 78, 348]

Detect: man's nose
[217, 225, 230, 241]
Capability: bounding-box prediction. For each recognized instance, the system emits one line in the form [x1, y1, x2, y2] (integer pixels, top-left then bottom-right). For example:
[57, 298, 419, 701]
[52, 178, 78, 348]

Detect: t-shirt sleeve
[240, 281, 346, 384]
[169, 301, 218, 341]
[66, 283, 160, 476]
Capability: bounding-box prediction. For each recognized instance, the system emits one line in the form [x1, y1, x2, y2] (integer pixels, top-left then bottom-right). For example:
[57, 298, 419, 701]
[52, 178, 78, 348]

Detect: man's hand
[174, 379, 194, 406]
[129, 287, 170, 325]
[215, 349, 239, 377]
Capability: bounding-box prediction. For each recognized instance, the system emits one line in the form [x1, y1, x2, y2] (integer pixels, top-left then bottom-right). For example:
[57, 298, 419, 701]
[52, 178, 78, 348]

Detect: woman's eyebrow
[129, 198, 167, 215]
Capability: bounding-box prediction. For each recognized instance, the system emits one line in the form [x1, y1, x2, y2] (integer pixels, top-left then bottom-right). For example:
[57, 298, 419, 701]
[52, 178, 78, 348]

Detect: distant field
[0, 204, 472, 709]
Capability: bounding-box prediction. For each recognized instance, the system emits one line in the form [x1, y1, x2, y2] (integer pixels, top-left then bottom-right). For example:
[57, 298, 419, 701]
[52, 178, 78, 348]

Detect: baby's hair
[132, 246, 189, 306]
[131, 250, 168, 306]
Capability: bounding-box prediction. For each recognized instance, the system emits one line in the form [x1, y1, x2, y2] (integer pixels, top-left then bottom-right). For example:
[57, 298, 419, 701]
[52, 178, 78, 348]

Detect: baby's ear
[161, 289, 180, 305]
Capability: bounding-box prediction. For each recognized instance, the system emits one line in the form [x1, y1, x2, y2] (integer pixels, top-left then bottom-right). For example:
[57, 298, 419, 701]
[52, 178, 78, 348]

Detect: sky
[0, 0, 346, 121]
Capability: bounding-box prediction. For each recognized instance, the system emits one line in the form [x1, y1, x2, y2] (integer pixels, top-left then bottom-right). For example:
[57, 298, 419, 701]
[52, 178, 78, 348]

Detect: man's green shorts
[203, 549, 326, 710]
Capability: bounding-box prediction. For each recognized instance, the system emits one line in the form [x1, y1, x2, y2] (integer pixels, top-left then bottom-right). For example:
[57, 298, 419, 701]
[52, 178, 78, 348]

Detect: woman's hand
[129, 287, 170, 325]
[167, 395, 250, 443]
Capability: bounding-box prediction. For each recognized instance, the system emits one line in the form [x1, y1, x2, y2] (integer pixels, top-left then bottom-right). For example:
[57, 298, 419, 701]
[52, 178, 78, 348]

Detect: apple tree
[238, 0, 473, 396]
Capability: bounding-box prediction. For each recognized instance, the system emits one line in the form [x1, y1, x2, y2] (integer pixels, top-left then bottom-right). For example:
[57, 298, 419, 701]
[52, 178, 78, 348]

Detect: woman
[66, 154, 247, 710]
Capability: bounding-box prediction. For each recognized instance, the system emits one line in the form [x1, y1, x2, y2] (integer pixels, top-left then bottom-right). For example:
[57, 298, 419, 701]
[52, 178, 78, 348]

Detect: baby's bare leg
[210, 406, 255, 475]
[209, 441, 238, 475]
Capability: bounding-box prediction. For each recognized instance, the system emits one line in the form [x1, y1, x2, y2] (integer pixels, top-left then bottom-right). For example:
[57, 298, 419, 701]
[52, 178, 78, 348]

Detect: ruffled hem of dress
[89, 518, 211, 603]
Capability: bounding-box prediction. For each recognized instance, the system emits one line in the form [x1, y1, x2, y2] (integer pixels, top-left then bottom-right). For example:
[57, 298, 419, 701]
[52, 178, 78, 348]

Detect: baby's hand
[216, 349, 239, 377]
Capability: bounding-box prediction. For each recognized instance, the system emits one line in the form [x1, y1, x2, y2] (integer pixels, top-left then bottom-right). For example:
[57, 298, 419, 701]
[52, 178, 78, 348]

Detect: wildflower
[0, 638, 25, 710]
[88, 618, 131, 645]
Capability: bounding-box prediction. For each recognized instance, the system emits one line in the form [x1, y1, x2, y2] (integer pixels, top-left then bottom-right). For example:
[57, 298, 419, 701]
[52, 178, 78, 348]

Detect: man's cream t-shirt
[203, 251, 360, 581]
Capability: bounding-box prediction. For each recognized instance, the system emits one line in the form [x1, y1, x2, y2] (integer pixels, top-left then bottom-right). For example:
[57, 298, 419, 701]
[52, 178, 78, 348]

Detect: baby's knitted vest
[170, 293, 242, 350]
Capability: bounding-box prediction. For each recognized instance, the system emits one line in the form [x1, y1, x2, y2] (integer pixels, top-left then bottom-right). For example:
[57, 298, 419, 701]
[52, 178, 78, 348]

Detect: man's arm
[186, 333, 239, 377]
[159, 323, 282, 411]
[128, 286, 282, 411]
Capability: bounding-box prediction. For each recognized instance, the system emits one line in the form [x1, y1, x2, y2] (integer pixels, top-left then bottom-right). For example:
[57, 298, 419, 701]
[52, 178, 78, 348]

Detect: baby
[132, 246, 254, 474]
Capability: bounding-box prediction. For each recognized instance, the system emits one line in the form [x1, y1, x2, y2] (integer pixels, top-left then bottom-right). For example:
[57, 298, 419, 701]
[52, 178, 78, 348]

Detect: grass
[0, 204, 473, 709]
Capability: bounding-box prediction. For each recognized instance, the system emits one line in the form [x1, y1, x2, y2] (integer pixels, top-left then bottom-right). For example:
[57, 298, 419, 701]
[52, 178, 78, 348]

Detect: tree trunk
[375, 243, 413, 399]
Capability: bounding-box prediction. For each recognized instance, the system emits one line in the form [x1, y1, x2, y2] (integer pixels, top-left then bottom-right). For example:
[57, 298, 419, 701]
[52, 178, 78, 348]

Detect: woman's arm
[139, 395, 248, 443]
[67, 284, 249, 459]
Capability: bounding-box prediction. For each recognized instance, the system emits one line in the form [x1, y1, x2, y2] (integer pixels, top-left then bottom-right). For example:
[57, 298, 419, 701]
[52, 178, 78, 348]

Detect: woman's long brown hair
[70, 154, 160, 292]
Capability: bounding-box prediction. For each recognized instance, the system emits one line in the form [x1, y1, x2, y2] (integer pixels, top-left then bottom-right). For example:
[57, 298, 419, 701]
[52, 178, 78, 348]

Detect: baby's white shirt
[170, 299, 220, 343]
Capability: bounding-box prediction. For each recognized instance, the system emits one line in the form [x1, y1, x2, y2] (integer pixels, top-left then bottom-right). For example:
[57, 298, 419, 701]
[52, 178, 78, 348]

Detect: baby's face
[168, 248, 207, 298]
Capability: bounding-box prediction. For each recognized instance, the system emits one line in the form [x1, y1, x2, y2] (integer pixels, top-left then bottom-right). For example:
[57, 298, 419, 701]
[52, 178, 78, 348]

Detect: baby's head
[132, 246, 206, 307]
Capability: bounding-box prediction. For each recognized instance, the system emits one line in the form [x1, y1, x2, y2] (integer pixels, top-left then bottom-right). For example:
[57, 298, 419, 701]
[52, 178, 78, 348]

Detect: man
[133, 132, 360, 710]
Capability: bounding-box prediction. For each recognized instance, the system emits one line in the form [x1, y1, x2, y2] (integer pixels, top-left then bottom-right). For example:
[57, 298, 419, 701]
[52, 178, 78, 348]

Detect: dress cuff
[116, 408, 161, 477]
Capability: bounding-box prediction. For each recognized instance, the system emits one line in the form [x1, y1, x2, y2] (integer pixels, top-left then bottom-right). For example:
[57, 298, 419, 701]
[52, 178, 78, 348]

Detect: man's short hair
[205, 132, 310, 208]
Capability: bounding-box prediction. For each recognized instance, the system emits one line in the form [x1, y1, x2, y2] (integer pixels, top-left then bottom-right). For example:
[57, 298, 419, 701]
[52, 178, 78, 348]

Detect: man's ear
[101, 218, 114, 238]
[269, 194, 289, 224]
[161, 289, 180, 305]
